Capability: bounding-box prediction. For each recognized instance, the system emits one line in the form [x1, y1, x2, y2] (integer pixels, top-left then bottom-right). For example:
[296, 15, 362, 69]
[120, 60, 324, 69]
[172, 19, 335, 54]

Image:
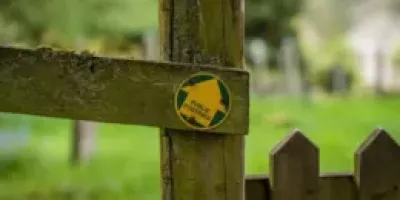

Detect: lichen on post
[0, 46, 248, 134]
[159, 0, 247, 199]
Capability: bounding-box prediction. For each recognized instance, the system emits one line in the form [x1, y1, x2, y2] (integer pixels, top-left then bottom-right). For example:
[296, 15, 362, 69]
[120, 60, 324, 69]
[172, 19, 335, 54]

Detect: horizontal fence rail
[0, 46, 249, 134]
[245, 129, 400, 200]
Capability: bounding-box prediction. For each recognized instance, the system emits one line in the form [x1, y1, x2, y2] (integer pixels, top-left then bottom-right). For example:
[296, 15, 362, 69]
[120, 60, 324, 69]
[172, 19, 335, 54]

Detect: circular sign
[174, 72, 231, 130]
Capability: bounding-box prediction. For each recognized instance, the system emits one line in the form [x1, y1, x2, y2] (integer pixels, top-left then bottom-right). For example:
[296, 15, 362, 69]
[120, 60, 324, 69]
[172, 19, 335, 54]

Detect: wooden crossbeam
[0, 46, 249, 134]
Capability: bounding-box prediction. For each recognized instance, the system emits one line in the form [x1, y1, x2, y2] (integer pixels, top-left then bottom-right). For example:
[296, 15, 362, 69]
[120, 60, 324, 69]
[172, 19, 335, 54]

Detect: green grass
[0, 96, 399, 199]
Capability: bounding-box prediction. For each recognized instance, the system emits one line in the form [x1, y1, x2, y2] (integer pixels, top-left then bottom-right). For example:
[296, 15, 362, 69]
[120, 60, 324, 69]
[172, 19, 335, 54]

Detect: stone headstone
[248, 38, 268, 68]
[0, 113, 31, 154]
[247, 38, 269, 95]
[332, 65, 349, 93]
[143, 29, 159, 61]
[279, 37, 302, 96]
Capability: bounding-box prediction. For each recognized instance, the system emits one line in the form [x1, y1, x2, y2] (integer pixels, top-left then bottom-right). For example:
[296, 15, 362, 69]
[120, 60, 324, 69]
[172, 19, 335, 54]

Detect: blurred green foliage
[301, 0, 351, 40]
[245, 0, 305, 69]
[0, 0, 158, 48]
[246, 0, 304, 38]
[390, 42, 400, 68]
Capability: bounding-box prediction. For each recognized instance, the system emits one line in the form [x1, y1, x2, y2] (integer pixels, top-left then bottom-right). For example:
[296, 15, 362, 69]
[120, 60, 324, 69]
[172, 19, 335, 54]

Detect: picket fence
[245, 129, 400, 200]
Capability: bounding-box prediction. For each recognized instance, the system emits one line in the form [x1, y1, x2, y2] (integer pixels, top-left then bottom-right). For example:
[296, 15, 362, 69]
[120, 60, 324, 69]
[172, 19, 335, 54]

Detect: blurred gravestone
[319, 64, 353, 94]
[0, 113, 31, 155]
[279, 37, 302, 96]
[247, 38, 268, 95]
[375, 45, 385, 95]
[248, 38, 269, 67]
[143, 29, 159, 61]
[331, 64, 349, 94]
[72, 120, 96, 164]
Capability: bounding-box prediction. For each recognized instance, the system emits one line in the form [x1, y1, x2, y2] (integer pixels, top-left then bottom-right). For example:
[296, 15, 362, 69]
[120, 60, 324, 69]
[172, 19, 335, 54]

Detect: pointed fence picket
[245, 129, 400, 200]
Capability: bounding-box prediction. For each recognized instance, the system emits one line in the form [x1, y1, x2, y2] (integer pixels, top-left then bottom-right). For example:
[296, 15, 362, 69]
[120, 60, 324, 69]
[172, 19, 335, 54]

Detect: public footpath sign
[175, 73, 231, 130]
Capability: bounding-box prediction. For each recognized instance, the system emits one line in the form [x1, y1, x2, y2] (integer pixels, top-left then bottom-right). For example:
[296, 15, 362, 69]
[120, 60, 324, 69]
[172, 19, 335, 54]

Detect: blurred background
[0, 0, 399, 199]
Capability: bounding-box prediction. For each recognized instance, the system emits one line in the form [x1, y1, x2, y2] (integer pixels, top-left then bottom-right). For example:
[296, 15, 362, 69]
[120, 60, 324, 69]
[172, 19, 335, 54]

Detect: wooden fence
[245, 129, 400, 200]
[2, 0, 399, 199]
[0, 0, 248, 199]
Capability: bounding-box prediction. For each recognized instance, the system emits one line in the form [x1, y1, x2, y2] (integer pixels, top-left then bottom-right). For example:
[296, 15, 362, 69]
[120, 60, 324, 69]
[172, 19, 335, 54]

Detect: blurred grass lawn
[0, 96, 398, 199]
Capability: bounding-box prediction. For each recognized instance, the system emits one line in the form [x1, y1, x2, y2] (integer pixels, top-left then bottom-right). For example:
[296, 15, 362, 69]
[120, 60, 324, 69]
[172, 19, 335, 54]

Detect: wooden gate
[0, 0, 249, 199]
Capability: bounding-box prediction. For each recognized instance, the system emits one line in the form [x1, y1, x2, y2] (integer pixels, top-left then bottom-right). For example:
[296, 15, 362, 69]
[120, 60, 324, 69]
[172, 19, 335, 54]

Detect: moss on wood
[0, 46, 249, 134]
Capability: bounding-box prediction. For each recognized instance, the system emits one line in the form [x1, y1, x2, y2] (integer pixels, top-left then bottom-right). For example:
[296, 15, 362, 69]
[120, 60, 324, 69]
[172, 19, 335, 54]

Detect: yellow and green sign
[175, 72, 231, 130]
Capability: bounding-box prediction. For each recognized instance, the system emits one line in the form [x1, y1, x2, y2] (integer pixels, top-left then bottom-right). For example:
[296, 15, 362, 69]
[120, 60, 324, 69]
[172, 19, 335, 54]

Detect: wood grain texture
[0, 46, 249, 134]
[270, 130, 319, 200]
[245, 173, 358, 200]
[319, 173, 358, 200]
[159, 0, 246, 199]
[245, 129, 400, 200]
[355, 129, 400, 200]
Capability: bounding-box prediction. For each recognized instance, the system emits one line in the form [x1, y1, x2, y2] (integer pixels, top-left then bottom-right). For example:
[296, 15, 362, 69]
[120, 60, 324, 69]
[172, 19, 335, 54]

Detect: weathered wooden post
[159, 0, 246, 199]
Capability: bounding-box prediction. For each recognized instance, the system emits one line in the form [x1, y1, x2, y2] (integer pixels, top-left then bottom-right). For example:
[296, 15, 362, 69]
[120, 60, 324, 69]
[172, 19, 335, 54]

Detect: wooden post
[159, 0, 245, 200]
